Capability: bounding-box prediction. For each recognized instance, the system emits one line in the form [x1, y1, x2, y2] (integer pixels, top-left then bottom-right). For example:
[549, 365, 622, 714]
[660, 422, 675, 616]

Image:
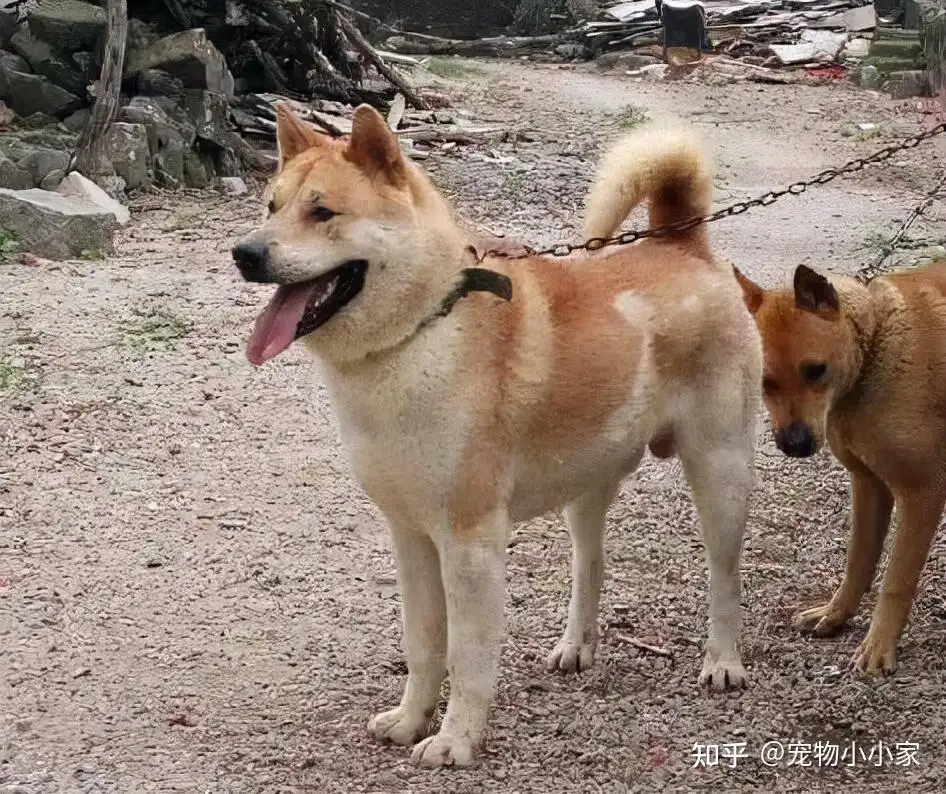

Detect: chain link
[482, 121, 946, 261]
[857, 165, 946, 282]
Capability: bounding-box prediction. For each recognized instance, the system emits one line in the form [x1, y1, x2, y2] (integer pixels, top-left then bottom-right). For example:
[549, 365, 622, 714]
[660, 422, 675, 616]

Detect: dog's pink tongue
[247, 282, 317, 366]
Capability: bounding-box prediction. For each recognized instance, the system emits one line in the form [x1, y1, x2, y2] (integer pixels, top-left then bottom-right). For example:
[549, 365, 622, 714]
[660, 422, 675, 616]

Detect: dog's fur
[735, 262, 946, 673]
[234, 104, 762, 767]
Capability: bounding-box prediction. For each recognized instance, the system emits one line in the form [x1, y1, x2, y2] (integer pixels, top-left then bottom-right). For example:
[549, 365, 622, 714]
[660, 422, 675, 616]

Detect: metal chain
[856, 165, 946, 282]
[483, 121, 946, 261]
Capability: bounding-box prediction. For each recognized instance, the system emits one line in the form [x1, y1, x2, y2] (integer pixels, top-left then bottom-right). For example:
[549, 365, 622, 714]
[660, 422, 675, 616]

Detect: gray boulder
[26, 0, 106, 55]
[0, 187, 118, 259]
[18, 147, 71, 187]
[0, 152, 33, 189]
[125, 29, 234, 98]
[102, 122, 150, 190]
[119, 97, 186, 186]
[0, 51, 30, 74]
[0, 12, 15, 49]
[11, 25, 84, 94]
[63, 107, 90, 132]
[0, 64, 83, 119]
[136, 68, 185, 99]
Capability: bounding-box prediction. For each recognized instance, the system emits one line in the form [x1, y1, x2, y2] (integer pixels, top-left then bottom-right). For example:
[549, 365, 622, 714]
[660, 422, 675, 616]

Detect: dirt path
[3, 61, 946, 794]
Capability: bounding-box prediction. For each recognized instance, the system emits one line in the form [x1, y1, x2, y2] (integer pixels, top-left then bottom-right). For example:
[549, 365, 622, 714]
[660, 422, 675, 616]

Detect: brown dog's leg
[794, 468, 893, 636]
[853, 487, 946, 673]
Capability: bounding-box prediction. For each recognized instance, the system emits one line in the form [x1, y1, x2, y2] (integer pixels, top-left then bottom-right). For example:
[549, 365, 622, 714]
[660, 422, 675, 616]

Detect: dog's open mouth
[246, 259, 367, 366]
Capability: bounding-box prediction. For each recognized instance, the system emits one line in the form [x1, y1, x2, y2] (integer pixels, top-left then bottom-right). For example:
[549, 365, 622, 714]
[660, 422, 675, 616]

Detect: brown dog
[735, 261, 946, 673]
[232, 104, 762, 767]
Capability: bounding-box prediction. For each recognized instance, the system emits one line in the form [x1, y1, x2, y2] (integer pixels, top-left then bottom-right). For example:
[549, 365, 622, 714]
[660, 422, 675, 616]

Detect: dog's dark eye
[801, 363, 827, 383]
[267, 200, 277, 215]
[762, 376, 779, 395]
[311, 206, 336, 222]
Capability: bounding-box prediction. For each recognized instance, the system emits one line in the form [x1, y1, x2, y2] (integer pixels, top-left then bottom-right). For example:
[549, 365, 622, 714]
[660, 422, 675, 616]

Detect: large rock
[18, 147, 71, 187]
[0, 51, 30, 74]
[180, 88, 229, 148]
[0, 152, 33, 189]
[0, 12, 16, 49]
[119, 97, 186, 186]
[56, 171, 130, 225]
[26, 0, 106, 55]
[11, 25, 84, 94]
[135, 68, 184, 98]
[125, 29, 234, 99]
[0, 187, 118, 259]
[0, 64, 83, 118]
[102, 122, 150, 189]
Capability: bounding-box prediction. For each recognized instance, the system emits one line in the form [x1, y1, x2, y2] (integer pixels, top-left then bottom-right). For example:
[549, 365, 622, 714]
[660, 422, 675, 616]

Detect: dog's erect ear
[276, 104, 328, 169]
[793, 265, 840, 318]
[344, 104, 406, 186]
[732, 266, 763, 314]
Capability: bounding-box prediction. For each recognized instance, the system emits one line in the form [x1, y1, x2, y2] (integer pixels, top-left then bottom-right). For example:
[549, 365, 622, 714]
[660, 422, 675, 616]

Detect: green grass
[0, 230, 18, 263]
[609, 104, 651, 130]
[0, 357, 22, 391]
[424, 57, 488, 80]
[117, 307, 193, 355]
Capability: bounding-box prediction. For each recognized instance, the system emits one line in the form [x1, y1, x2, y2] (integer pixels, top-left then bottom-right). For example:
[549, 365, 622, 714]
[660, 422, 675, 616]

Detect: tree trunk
[70, 0, 128, 179]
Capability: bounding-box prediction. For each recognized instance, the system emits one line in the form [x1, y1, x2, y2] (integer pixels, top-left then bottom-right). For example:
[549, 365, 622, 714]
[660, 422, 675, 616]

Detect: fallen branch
[386, 32, 562, 57]
[396, 126, 503, 144]
[613, 634, 673, 658]
[336, 12, 430, 110]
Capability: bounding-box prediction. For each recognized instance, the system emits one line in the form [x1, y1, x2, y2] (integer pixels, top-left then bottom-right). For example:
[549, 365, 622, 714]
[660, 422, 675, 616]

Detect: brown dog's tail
[583, 123, 713, 257]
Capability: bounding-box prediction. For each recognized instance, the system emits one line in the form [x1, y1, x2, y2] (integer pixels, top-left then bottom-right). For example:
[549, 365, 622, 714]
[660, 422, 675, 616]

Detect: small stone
[39, 168, 64, 190]
[218, 176, 247, 195]
[71, 667, 91, 679]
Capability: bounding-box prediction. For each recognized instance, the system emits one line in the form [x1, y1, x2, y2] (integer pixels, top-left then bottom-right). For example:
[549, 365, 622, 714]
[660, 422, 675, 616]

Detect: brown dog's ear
[793, 265, 840, 318]
[732, 266, 763, 314]
[276, 104, 329, 169]
[344, 104, 406, 186]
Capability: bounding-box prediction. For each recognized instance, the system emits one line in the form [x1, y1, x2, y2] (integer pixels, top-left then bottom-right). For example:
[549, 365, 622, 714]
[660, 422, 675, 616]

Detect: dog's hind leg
[369, 524, 446, 747]
[547, 479, 623, 673]
[677, 387, 757, 691]
[411, 511, 509, 768]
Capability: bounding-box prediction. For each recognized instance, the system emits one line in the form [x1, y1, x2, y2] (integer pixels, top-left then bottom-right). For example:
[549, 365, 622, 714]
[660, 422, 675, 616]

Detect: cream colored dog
[232, 104, 762, 767]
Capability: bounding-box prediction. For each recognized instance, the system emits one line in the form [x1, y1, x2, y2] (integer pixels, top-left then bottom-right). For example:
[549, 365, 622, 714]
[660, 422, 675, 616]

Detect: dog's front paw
[411, 731, 476, 768]
[546, 635, 596, 673]
[368, 706, 430, 747]
[699, 651, 748, 691]
[794, 602, 851, 636]
[852, 630, 898, 675]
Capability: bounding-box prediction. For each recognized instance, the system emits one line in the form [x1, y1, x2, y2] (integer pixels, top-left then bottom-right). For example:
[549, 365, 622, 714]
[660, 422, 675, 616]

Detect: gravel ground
[3, 60, 946, 794]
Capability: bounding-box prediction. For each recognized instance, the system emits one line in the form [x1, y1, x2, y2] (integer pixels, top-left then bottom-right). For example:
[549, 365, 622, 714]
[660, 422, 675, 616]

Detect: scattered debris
[613, 633, 674, 658]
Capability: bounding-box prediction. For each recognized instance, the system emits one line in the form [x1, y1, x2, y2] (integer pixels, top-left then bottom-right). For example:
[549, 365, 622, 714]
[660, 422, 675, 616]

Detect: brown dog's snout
[774, 420, 815, 458]
[232, 240, 272, 283]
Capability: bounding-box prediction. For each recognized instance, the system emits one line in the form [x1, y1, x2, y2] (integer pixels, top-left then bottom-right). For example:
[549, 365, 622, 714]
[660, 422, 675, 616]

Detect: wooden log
[335, 11, 430, 110]
[70, 0, 127, 179]
[385, 32, 562, 57]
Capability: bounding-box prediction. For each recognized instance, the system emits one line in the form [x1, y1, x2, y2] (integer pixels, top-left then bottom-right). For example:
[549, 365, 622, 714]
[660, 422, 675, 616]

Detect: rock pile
[0, 2, 254, 195]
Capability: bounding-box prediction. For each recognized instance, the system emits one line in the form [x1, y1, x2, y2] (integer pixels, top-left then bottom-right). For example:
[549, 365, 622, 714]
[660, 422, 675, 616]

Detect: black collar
[417, 267, 513, 332]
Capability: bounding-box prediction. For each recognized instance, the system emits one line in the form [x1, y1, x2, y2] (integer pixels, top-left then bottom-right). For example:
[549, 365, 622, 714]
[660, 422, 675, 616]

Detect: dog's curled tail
[583, 123, 713, 256]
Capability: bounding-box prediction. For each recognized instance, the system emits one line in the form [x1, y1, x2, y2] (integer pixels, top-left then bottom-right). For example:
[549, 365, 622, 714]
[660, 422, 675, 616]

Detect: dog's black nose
[232, 241, 270, 282]
[775, 421, 815, 458]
